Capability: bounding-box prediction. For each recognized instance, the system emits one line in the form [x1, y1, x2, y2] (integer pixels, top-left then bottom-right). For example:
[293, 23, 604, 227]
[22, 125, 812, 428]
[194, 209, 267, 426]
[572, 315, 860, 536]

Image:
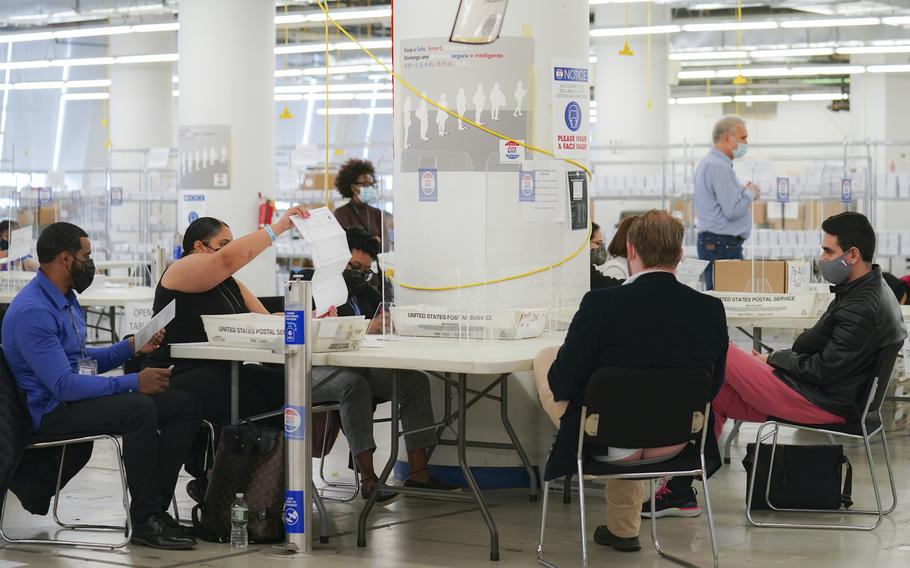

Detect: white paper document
[291, 208, 352, 315]
[134, 299, 176, 350]
[7, 225, 34, 262]
[676, 258, 710, 286]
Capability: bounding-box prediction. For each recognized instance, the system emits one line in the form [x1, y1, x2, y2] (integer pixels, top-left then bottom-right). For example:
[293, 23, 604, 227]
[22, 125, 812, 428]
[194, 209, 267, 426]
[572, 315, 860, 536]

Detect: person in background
[598, 215, 639, 282]
[0, 219, 16, 257]
[332, 158, 391, 250]
[296, 226, 459, 503]
[3, 222, 198, 550]
[142, 210, 309, 499]
[695, 116, 761, 289]
[0, 219, 39, 271]
[338, 227, 383, 329]
[656, 212, 907, 518]
[534, 211, 728, 552]
[590, 223, 620, 290]
[883, 272, 908, 305]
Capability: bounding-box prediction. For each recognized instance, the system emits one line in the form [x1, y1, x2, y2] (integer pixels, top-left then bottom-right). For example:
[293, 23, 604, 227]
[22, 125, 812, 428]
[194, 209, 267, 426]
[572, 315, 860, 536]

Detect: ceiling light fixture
[867, 64, 910, 73]
[836, 45, 910, 54]
[750, 47, 835, 58]
[590, 25, 681, 37]
[779, 17, 880, 28]
[733, 94, 790, 102]
[675, 96, 734, 104]
[882, 17, 910, 26]
[681, 21, 779, 32]
[669, 51, 750, 60]
[61, 92, 110, 101]
[790, 93, 849, 101]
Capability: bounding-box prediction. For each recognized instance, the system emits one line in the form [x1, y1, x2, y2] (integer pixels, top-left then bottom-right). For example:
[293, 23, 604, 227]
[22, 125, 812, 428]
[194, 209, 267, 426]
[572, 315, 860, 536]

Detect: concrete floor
[2, 419, 910, 568]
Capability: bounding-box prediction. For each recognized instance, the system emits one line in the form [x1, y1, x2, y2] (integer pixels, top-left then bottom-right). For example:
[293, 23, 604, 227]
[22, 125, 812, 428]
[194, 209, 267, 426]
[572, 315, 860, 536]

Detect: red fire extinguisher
[258, 193, 275, 228]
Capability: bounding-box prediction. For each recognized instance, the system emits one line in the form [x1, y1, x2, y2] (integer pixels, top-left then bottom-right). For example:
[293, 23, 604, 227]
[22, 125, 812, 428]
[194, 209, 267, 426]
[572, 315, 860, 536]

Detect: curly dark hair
[335, 158, 376, 199]
[345, 227, 380, 259]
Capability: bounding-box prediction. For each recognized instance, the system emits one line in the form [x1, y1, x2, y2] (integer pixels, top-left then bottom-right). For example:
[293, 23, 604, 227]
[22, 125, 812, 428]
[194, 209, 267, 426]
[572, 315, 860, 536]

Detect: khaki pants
[533, 347, 642, 538]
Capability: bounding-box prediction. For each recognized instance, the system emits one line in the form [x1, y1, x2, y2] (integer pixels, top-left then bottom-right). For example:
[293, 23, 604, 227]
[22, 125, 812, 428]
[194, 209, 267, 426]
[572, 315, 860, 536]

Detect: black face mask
[0, 238, 8, 251]
[69, 257, 96, 294]
[342, 268, 370, 290]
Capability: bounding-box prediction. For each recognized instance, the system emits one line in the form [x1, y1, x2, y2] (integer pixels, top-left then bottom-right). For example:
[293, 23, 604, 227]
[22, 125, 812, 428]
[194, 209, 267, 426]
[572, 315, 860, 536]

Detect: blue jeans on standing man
[698, 231, 744, 290]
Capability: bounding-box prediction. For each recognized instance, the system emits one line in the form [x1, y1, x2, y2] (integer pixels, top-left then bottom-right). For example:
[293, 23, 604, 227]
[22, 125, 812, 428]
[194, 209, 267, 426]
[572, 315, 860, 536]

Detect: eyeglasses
[346, 264, 375, 281]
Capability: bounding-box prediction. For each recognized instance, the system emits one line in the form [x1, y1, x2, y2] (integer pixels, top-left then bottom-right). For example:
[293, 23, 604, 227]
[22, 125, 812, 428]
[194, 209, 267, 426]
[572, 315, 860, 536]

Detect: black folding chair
[746, 342, 902, 531]
[0, 352, 130, 550]
[538, 366, 718, 568]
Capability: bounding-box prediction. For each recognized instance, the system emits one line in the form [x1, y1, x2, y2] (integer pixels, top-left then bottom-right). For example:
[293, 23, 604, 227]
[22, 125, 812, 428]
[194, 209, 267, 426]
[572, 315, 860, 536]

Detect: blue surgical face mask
[732, 142, 748, 160]
[359, 185, 378, 205]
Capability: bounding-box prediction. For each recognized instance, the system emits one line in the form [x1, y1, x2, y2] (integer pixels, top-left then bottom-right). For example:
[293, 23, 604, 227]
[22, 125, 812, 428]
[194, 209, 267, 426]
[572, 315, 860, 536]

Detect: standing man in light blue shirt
[694, 116, 761, 289]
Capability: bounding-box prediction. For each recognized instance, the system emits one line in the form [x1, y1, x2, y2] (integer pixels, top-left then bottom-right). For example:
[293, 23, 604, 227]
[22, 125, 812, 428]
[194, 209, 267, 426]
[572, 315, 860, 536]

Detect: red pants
[713, 344, 845, 439]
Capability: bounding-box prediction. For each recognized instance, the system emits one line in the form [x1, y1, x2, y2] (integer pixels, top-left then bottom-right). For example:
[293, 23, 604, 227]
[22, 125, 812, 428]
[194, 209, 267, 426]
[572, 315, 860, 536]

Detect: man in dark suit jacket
[536, 210, 728, 552]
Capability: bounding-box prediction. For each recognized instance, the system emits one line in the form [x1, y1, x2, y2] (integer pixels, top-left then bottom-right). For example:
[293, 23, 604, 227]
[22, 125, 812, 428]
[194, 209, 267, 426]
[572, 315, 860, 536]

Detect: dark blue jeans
[698, 231, 744, 290]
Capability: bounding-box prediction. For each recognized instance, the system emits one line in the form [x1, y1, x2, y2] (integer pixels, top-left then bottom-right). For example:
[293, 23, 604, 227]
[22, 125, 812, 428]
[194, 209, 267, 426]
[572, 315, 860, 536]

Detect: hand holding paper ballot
[291, 208, 352, 316]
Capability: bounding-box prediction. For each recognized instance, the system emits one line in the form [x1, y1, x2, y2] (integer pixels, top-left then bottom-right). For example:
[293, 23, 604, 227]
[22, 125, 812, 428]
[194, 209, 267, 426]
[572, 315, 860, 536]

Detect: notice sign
[841, 178, 853, 204]
[120, 302, 155, 339]
[518, 170, 535, 202]
[499, 139, 526, 165]
[551, 59, 590, 161]
[178, 193, 206, 233]
[776, 177, 790, 203]
[418, 168, 438, 202]
[178, 124, 231, 190]
[284, 490, 305, 534]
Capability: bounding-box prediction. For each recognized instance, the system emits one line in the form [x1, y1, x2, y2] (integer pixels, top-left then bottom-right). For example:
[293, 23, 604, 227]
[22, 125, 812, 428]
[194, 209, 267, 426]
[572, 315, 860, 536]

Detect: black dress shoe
[593, 525, 641, 552]
[131, 513, 196, 550]
[158, 511, 197, 539]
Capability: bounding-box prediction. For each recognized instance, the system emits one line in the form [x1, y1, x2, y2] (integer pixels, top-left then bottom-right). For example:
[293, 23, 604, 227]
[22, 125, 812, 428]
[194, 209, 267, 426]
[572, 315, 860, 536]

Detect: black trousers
[36, 390, 200, 524]
[170, 362, 285, 427]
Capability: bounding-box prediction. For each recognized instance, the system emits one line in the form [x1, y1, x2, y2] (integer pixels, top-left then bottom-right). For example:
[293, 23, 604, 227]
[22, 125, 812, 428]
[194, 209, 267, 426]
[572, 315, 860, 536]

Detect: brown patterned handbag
[192, 422, 285, 543]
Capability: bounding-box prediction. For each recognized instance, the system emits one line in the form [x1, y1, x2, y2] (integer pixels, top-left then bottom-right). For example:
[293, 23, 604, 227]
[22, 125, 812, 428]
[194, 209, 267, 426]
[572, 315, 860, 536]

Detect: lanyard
[350, 295, 362, 316]
[65, 304, 88, 359]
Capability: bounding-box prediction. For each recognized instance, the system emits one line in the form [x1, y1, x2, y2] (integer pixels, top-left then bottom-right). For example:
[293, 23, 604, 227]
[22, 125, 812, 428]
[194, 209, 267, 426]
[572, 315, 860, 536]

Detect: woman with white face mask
[332, 158, 390, 250]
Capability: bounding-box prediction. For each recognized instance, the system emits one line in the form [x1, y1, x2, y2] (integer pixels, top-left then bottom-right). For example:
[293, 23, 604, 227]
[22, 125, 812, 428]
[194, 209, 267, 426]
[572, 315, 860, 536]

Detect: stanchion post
[266, 276, 334, 558]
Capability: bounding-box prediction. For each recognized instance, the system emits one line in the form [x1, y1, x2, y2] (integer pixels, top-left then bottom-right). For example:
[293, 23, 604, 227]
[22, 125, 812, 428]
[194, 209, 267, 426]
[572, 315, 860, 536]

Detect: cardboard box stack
[713, 259, 811, 294]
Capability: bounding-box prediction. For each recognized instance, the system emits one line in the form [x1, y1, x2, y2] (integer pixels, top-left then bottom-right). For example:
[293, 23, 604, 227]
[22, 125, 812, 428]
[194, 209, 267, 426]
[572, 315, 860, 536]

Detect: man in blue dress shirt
[2, 222, 199, 550]
[694, 116, 762, 289]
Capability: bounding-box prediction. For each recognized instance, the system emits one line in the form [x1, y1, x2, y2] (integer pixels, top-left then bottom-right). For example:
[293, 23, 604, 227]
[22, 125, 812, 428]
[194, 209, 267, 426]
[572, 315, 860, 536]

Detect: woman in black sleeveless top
[143, 209, 308, 492]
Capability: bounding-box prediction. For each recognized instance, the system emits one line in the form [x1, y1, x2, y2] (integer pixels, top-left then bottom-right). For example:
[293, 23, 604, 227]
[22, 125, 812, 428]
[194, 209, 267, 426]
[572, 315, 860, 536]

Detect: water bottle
[230, 493, 249, 549]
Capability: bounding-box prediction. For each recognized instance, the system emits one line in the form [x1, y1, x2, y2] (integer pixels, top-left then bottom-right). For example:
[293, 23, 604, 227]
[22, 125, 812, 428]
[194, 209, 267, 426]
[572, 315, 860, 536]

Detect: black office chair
[746, 342, 903, 531]
[0, 351, 131, 550]
[538, 367, 718, 568]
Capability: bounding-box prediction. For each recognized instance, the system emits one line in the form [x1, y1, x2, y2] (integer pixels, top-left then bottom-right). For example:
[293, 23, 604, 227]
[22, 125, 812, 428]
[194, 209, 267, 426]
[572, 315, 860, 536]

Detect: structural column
[179, 0, 277, 295]
[591, 4, 670, 226]
[108, 31, 177, 267]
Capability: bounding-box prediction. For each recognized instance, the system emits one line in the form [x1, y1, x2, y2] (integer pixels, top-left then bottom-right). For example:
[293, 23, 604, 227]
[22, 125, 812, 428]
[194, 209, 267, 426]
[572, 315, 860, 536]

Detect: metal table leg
[358, 370, 400, 547]
[109, 306, 118, 343]
[231, 361, 240, 424]
[498, 374, 539, 502]
[457, 373, 500, 561]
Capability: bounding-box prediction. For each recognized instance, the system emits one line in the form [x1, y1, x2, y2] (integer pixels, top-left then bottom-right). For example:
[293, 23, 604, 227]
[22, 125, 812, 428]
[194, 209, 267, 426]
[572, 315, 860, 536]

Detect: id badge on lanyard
[67, 306, 96, 375]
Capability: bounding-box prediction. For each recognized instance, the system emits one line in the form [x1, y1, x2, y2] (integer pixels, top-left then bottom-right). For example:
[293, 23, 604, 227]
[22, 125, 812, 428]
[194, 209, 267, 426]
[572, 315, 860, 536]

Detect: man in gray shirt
[694, 116, 761, 289]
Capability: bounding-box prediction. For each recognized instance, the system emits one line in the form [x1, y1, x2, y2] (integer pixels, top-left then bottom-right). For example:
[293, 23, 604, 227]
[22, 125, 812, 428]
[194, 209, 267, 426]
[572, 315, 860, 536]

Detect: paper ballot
[134, 299, 176, 350]
[7, 225, 35, 263]
[676, 258, 710, 286]
[291, 208, 351, 315]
